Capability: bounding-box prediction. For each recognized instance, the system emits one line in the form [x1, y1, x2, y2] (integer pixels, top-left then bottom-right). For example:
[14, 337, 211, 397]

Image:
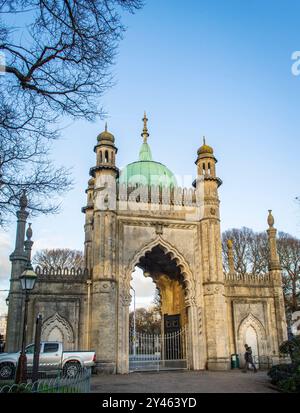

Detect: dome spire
[141, 111, 149, 143]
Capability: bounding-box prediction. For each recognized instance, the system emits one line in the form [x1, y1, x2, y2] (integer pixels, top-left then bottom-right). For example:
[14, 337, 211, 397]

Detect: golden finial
[227, 239, 233, 249]
[268, 210, 274, 228]
[141, 111, 149, 143]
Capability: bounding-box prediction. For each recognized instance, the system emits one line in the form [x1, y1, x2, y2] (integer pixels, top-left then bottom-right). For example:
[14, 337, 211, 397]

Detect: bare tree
[277, 232, 300, 314]
[0, 0, 142, 225]
[33, 248, 84, 269]
[129, 307, 161, 334]
[222, 227, 269, 276]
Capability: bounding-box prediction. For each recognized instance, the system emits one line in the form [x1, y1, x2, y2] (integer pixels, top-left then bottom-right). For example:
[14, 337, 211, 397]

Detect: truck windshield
[25, 344, 41, 354]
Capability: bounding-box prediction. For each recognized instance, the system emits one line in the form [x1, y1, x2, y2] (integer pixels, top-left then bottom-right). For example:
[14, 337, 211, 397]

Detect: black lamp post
[15, 263, 37, 384]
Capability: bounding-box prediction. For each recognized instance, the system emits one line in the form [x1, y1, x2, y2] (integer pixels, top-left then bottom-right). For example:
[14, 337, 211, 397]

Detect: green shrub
[268, 363, 297, 385]
[268, 336, 300, 393]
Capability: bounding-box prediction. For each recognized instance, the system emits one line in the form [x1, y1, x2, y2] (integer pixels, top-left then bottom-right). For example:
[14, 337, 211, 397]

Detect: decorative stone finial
[26, 223, 32, 241]
[268, 210, 274, 228]
[19, 190, 28, 210]
[203, 136, 206, 145]
[105, 122, 107, 132]
[227, 239, 233, 249]
[141, 111, 149, 143]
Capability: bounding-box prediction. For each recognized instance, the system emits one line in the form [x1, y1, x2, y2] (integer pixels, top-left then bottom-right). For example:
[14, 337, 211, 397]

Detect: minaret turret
[196, 137, 230, 370]
[87, 123, 119, 374]
[90, 123, 119, 179]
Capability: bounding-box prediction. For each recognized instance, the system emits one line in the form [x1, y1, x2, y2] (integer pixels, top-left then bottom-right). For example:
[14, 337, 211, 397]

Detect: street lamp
[5, 295, 9, 306]
[15, 262, 37, 384]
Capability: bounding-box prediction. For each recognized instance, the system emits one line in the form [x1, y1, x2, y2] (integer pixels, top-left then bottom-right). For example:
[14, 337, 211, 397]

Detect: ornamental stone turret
[227, 239, 235, 274]
[82, 178, 94, 270]
[196, 138, 230, 370]
[90, 123, 119, 180]
[11, 190, 29, 259]
[267, 210, 281, 271]
[24, 223, 33, 262]
[266, 210, 288, 348]
[86, 123, 119, 374]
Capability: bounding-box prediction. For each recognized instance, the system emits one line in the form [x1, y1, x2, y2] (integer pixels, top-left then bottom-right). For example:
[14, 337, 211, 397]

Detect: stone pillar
[90, 279, 117, 373]
[267, 210, 288, 348]
[24, 223, 33, 261]
[82, 178, 94, 270]
[116, 293, 131, 374]
[6, 192, 29, 352]
[186, 302, 206, 370]
[227, 239, 235, 274]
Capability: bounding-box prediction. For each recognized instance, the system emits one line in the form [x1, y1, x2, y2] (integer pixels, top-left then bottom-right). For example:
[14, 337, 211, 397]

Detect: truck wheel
[0, 363, 15, 380]
[63, 361, 82, 378]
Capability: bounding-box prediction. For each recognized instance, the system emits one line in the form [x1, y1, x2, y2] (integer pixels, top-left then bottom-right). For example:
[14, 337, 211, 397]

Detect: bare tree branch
[0, 0, 143, 225]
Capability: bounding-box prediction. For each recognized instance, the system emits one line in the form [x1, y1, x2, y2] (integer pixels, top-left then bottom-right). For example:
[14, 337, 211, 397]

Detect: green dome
[119, 141, 177, 188]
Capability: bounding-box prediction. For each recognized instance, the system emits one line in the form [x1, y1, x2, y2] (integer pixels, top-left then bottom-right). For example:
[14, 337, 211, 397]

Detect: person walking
[243, 344, 257, 373]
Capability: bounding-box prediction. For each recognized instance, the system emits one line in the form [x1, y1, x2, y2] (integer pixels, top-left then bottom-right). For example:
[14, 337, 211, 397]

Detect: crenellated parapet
[224, 272, 272, 286]
[117, 183, 201, 207]
[35, 266, 90, 282]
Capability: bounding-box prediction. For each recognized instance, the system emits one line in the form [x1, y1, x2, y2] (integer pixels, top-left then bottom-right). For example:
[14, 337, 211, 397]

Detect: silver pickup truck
[0, 341, 96, 379]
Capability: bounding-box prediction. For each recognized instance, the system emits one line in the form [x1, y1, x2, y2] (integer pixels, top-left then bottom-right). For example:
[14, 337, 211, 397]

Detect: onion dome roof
[198, 137, 214, 155]
[97, 122, 115, 143]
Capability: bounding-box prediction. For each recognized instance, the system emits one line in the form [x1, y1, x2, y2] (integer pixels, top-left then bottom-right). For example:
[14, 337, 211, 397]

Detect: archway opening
[129, 266, 161, 334]
[129, 245, 188, 371]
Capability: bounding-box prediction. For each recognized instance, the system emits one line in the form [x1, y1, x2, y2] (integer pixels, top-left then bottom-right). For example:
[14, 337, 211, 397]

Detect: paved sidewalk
[91, 370, 277, 393]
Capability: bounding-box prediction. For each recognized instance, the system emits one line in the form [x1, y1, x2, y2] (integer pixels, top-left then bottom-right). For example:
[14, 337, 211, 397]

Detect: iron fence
[0, 367, 91, 393]
[129, 327, 188, 372]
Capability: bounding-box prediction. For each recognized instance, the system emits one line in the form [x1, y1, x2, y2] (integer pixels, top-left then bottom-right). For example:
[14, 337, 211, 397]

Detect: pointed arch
[237, 313, 267, 359]
[41, 313, 75, 350]
[123, 235, 195, 305]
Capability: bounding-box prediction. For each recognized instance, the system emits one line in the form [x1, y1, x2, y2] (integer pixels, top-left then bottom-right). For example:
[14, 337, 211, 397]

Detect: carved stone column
[90, 279, 117, 373]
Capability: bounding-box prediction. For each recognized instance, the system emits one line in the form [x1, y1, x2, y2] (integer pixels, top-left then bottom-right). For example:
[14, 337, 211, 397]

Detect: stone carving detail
[198, 307, 202, 336]
[93, 280, 115, 293]
[203, 283, 225, 295]
[41, 313, 74, 350]
[155, 223, 163, 235]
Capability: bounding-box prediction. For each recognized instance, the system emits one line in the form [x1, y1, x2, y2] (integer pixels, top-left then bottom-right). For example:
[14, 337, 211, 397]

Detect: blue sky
[1, 0, 300, 312]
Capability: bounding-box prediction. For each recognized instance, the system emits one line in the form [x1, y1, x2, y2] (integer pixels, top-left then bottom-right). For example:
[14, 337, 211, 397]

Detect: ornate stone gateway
[129, 327, 188, 372]
[5, 114, 288, 375]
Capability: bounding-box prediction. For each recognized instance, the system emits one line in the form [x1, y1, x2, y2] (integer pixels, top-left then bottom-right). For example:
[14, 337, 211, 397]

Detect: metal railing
[253, 355, 273, 370]
[129, 327, 188, 372]
[0, 367, 91, 393]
